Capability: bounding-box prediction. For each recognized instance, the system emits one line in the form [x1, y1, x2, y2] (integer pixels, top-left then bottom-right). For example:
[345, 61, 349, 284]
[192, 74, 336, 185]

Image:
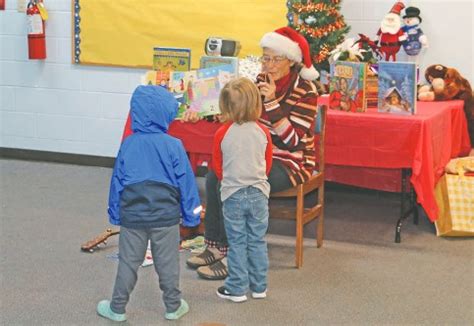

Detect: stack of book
[365, 64, 379, 108]
[328, 61, 417, 115]
[142, 47, 238, 119]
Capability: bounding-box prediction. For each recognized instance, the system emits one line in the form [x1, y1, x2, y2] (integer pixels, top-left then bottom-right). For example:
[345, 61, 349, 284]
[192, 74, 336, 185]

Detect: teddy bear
[418, 64, 474, 146]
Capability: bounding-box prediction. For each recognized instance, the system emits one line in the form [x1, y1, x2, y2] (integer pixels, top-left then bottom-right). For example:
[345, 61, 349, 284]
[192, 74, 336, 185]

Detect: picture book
[169, 70, 198, 118]
[377, 62, 417, 115]
[141, 70, 171, 90]
[153, 47, 191, 72]
[365, 64, 379, 108]
[199, 55, 239, 76]
[170, 65, 236, 119]
[191, 66, 236, 116]
[329, 61, 367, 112]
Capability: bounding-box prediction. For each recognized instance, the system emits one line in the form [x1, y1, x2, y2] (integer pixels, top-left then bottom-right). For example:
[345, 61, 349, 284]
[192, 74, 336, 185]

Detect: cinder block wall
[1, 0, 472, 157]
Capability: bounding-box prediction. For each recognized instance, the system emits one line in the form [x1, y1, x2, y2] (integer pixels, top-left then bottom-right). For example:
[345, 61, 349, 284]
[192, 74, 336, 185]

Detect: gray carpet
[1, 159, 473, 325]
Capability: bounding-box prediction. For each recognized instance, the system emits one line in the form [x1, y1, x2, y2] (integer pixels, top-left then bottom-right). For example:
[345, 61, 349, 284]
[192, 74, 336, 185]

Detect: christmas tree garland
[297, 18, 346, 38]
[287, 0, 350, 75]
[292, 2, 340, 16]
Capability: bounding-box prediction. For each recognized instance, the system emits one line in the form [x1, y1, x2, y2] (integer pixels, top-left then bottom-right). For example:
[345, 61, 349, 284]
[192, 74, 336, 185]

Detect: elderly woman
[187, 27, 319, 280]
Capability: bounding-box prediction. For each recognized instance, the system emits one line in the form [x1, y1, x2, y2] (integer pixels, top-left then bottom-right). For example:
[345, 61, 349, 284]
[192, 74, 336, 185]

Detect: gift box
[434, 157, 474, 237]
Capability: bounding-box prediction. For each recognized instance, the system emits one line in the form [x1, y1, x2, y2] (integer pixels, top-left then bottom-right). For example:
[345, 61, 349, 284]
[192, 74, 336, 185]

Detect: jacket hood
[130, 86, 178, 133]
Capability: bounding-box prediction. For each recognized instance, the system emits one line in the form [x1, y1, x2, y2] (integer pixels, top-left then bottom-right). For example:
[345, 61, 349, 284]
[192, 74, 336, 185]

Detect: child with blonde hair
[212, 77, 273, 302]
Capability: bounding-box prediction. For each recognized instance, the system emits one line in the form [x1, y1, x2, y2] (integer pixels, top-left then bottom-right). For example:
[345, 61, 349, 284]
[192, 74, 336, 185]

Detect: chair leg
[316, 186, 324, 248]
[316, 211, 324, 248]
[295, 187, 304, 268]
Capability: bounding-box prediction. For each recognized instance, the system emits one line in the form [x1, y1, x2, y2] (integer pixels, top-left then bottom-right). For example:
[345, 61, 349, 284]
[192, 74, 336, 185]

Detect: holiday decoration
[260, 26, 320, 80]
[329, 38, 366, 64]
[376, 2, 407, 61]
[287, 0, 350, 75]
[401, 6, 428, 58]
[329, 34, 383, 64]
[354, 34, 383, 63]
[238, 55, 261, 81]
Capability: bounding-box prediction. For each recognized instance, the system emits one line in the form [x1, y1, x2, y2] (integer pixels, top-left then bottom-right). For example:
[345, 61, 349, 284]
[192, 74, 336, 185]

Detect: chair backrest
[315, 105, 327, 173]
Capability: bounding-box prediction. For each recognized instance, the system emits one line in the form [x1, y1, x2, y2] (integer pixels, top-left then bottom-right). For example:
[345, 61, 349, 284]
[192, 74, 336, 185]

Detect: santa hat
[389, 2, 405, 15]
[260, 27, 319, 80]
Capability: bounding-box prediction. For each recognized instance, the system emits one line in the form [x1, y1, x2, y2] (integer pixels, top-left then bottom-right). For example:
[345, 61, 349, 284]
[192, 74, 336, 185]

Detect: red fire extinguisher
[27, 0, 48, 60]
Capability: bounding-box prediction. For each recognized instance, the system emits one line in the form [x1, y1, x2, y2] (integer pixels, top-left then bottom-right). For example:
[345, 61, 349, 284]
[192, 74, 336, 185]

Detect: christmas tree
[287, 0, 350, 76]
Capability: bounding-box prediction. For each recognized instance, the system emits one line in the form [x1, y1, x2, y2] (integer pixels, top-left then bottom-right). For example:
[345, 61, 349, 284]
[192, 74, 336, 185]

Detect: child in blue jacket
[97, 85, 202, 322]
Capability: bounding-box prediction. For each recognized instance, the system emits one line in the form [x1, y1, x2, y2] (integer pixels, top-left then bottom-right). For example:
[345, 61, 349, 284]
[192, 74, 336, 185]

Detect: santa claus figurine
[401, 6, 428, 59]
[376, 2, 407, 61]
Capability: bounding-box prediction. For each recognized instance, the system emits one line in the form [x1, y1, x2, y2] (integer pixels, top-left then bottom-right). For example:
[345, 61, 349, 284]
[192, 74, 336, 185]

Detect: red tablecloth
[168, 120, 221, 169]
[123, 99, 471, 222]
[319, 96, 471, 221]
[122, 117, 221, 170]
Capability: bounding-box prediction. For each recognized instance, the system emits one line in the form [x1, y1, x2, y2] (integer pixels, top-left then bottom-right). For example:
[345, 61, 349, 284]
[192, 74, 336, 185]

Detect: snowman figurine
[401, 6, 428, 62]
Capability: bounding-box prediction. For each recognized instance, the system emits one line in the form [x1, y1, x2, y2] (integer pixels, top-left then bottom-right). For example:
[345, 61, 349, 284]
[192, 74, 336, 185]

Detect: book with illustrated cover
[153, 47, 191, 72]
[189, 65, 236, 117]
[329, 61, 367, 112]
[377, 62, 417, 115]
[199, 55, 239, 76]
[169, 70, 198, 119]
[170, 65, 236, 119]
[141, 70, 171, 90]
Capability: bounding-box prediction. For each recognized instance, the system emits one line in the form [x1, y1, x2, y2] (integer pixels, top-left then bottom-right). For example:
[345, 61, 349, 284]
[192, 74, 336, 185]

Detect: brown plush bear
[418, 64, 474, 146]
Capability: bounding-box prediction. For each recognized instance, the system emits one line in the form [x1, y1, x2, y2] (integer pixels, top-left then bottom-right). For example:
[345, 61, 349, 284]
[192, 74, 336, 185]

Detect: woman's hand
[257, 74, 276, 102]
[180, 110, 201, 123]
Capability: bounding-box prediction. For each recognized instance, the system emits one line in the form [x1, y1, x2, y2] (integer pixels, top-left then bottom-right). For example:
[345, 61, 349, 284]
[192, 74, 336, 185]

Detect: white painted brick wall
[1, 0, 473, 158]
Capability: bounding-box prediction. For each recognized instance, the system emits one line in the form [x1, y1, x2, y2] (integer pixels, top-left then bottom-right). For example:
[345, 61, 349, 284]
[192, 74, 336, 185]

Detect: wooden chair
[269, 105, 327, 268]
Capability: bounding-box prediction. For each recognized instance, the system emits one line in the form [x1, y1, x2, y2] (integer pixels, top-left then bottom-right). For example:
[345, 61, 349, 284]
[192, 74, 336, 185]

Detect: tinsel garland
[296, 17, 346, 38]
[312, 44, 331, 63]
[292, 2, 340, 16]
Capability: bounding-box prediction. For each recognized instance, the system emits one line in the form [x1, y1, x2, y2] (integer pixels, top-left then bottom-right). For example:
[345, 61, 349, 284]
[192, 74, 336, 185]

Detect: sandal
[196, 260, 228, 280]
[186, 248, 223, 269]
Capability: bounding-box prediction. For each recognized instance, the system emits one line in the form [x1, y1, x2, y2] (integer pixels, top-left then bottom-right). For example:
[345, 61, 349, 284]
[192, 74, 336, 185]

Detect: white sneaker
[251, 290, 267, 299]
[216, 286, 247, 303]
[141, 241, 153, 267]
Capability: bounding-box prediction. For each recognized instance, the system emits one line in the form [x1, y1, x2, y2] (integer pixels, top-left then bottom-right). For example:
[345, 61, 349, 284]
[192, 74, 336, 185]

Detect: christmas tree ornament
[305, 15, 317, 25]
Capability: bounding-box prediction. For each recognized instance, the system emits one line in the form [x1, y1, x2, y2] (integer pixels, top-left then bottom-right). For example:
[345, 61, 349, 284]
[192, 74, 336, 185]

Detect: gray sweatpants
[110, 225, 181, 314]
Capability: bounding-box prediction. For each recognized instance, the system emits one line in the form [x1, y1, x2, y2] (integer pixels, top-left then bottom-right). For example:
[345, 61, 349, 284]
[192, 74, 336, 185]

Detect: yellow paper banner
[75, 0, 287, 68]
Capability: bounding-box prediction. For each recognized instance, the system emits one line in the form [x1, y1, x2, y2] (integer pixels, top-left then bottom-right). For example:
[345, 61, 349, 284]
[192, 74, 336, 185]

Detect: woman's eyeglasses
[259, 56, 288, 64]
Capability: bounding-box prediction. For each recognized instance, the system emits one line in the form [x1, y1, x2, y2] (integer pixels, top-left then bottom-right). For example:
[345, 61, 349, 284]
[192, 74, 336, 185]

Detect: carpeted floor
[1, 159, 473, 325]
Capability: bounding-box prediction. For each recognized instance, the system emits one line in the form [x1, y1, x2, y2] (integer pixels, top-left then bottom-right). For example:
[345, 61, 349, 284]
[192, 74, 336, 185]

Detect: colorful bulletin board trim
[73, 0, 286, 69]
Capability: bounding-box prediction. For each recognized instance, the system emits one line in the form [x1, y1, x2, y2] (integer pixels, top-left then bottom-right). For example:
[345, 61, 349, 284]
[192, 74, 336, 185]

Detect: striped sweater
[258, 70, 318, 186]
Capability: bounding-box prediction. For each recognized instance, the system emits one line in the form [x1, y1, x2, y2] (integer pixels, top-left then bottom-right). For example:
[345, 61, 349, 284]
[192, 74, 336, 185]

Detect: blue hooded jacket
[108, 85, 202, 228]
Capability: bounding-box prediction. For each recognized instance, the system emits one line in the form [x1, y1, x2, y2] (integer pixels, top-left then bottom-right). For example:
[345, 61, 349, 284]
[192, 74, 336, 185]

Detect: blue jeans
[204, 160, 292, 247]
[222, 186, 269, 295]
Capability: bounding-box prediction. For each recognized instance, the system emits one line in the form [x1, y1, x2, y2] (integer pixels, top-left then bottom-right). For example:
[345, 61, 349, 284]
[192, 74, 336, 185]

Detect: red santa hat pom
[260, 26, 319, 80]
[389, 1, 405, 15]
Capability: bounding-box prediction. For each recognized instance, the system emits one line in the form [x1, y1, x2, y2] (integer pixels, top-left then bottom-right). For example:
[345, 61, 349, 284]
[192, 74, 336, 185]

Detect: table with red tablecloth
[318, 96, 471, 222]
[123, 99, 471, 222]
